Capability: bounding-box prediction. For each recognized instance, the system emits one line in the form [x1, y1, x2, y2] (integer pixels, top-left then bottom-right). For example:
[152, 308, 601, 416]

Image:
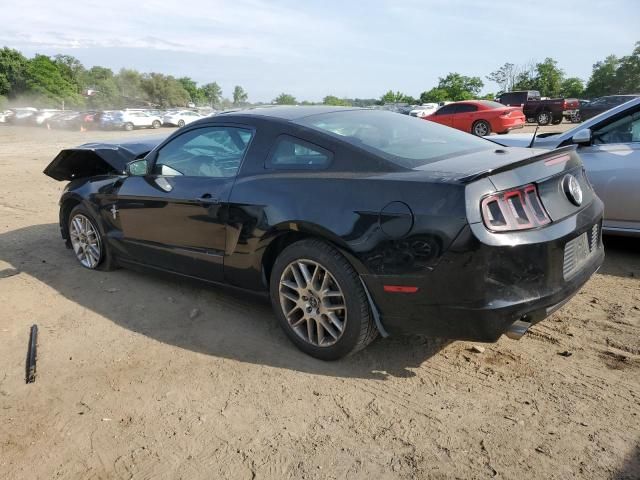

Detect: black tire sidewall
[269, 240, 371, 360]
[178, 120, 185, 127]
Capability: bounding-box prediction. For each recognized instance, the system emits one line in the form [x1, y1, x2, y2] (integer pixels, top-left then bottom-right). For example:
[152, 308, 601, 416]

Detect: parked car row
[0, 107, 211, 130]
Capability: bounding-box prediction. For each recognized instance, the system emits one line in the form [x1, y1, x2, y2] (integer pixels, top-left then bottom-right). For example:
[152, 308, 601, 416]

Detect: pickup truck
[496, 90, 578, 125]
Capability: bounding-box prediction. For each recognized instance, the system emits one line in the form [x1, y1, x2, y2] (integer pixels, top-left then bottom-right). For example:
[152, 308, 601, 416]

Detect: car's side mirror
[572, 128, 592, 145]
[126, 159, 148, 176]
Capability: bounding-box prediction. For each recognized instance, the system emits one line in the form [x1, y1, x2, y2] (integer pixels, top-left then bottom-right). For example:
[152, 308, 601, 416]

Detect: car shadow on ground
[599, 235, 640, 279]
[1, 223, 453, 380]
[614, 444, 640, 480]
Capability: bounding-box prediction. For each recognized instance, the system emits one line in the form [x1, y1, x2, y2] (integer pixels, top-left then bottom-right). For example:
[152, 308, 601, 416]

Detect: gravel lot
[0, 123, 638, 479]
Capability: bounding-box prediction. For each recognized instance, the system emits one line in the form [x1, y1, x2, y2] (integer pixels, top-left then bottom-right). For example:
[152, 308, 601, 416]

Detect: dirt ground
[0, 122, 639, 480]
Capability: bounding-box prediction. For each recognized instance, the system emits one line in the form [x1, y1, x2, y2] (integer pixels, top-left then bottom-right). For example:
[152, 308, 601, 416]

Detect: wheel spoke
[281, 290, 298, 302]
[290, 264, 305, 289]
[324, 302, 345, 311]
[280, 280, 298, 291]
[318, 315, 339, 340]
[310, 265, 322, 290]
[306, 318, 315, 343]
[316, 318, 324, 345]
[323, 290, 343, 298]
[327, 312, 344, 331]
[297, 261, 312, 286]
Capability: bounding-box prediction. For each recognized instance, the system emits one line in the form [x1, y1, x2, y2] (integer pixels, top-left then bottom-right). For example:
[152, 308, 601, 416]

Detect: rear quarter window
[267, 136, 332, 170]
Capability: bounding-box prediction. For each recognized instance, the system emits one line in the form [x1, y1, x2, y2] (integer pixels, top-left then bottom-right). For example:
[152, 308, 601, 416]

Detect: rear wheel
[68, 205, 116, 271]
[269, 239, 377, 360]
[472, 120, 491, 136]
[152, 120, 161, 129]
[551, 118, 563, 125]
[124, 122, 134, 131]
[177, 119, 185, 128]
[536, 111, 551, 126]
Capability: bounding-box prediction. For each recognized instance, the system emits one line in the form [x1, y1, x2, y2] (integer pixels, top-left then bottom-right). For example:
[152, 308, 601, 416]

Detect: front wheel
[177, 119, 185, 128]
[472, 120, 491, 136]
[270, 239, 377, 360]
[124, 122, 134, 131]
[68, 205, 116, 271]
[152, 120, 161, 129]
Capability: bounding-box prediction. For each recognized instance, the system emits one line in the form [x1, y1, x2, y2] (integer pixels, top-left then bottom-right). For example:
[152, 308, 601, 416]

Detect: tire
[551, 118, 562, 125]
[536, 111, 551, 126]
[571, 112, 581, 123]
[152, 120, 161, 129]
[471, 120, 491, 136]
[526, 117, 536, 124]
[68, 205, 117, 271]
[124, 122, 134, 131]
[177, 119, 185, 128]
[269, 239, 377, 360]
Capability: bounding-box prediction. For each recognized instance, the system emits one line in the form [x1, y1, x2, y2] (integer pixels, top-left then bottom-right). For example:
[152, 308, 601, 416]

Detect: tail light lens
[481, 184, 550, 232]
[500, 110, 512, 117]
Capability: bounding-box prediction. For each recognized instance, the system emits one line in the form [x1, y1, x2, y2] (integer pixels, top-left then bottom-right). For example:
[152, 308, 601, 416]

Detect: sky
[1, 0, 638, 102]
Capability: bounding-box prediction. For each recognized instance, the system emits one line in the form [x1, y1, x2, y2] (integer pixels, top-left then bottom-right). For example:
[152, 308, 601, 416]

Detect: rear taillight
[500, 110, 512, 117]
[481, 184, 550, 232]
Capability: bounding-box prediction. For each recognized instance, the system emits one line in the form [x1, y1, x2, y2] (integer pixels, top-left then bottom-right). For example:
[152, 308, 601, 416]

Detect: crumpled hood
[43, 136, 165, 181]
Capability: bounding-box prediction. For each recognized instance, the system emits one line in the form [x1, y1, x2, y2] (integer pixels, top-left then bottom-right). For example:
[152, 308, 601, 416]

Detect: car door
[579, 107, 640, 232]
[114, 124, 254, 281]
[450, 103, 477, 131]
[431, 104, 458, 127]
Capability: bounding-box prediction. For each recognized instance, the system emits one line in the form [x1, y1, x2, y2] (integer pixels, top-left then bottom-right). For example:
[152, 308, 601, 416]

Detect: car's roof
[218, 105, 365, 121]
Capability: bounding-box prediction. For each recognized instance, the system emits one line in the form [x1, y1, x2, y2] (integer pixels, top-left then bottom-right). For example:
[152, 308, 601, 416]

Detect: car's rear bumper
[362, 199, 604, 342]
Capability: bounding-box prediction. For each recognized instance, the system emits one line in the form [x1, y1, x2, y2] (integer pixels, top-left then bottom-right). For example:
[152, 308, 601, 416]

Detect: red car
[424, 100, 525, 136]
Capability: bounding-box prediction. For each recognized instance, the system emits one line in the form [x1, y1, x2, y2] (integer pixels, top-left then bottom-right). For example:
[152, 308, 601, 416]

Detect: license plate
[563, 224, 599, 280]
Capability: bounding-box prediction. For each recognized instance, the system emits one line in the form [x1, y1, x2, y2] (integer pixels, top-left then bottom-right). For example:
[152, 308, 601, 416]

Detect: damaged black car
[44, 107, 604, 360]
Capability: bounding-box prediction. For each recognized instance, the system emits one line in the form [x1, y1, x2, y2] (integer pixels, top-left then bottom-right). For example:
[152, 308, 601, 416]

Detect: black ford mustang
[44, 107, 604, 360]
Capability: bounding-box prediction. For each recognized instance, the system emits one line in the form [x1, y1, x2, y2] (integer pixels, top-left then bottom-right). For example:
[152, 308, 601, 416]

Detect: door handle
[196, 193, 220, 205]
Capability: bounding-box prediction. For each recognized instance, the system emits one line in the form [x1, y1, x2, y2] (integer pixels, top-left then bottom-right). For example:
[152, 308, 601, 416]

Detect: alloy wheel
[279, 259, 347, 347]
[69, 214, 102, 269]
[474, 122, 489, 136]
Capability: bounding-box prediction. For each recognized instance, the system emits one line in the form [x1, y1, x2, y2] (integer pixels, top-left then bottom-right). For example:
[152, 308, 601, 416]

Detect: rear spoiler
[43, 137, 164, 181]
[458, 145, 579, 184]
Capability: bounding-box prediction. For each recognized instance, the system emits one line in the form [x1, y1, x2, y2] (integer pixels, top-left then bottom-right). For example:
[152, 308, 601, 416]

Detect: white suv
[118, 111, 163, 131]
[162, 110, 203, 128]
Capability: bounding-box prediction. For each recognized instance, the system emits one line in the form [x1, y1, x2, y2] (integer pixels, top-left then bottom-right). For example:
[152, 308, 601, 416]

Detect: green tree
[419, 88, 449, 103]
[0, 47, 29, 97]
[532, 58, 564, 97]
[323, 95, 351, 106]
[141, 73, 190, 107]
[201, 82, 222, 107]
[273, 92, 297, 105]
[84, 66, 119, 108]
[561, 77, 585, 98]
[232, 85, 248, 105]
[585, 55, 619, 97]
[53, 54, 85, 93]
[436, 73, 484, 100]
[487, 63, 517, 93]
[380, 90, 409, 104]
[178, 76, 203, 105]
[115, 68, 145, 102]
[24, 54, 84, 107]
[615, 41, 640, 94]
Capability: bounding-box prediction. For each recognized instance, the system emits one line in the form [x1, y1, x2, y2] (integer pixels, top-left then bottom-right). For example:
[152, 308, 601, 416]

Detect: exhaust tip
[506, 319, 532, 340]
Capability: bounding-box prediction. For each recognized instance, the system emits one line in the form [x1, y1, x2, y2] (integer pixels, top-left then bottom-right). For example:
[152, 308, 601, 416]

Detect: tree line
[1, 41, 638, 110]
[0, 48, 249, 110]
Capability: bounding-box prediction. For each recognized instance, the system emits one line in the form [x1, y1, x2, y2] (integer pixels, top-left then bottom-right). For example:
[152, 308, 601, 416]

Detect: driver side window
[593, 110, 640, 145]
[154, 126, 253, 177]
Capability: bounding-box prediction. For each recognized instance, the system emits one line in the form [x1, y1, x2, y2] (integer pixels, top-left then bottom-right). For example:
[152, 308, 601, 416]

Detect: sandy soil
[0, 123, 638, 480]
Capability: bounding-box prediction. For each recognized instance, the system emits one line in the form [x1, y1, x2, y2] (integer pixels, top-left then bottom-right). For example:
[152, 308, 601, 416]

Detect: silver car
[492, 97, 640, 237]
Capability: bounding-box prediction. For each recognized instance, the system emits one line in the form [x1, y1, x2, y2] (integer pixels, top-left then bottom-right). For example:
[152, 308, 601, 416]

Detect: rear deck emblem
[562, 174, 582, 206]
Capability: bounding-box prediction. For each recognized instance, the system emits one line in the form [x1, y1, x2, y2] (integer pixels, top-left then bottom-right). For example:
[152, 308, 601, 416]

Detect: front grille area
[563, 224, 600, 280]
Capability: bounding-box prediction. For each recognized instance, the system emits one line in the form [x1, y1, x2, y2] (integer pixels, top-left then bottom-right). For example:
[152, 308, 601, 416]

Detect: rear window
[477, 100, 505, 109]
[296, 109, 493, 169]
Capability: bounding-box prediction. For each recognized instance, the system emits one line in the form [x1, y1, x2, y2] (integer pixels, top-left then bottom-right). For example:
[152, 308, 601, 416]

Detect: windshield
[296, 109, 493, 168]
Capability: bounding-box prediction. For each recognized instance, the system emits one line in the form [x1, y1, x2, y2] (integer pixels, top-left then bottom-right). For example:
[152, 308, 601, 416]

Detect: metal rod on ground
[26, 324, 38, 384]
